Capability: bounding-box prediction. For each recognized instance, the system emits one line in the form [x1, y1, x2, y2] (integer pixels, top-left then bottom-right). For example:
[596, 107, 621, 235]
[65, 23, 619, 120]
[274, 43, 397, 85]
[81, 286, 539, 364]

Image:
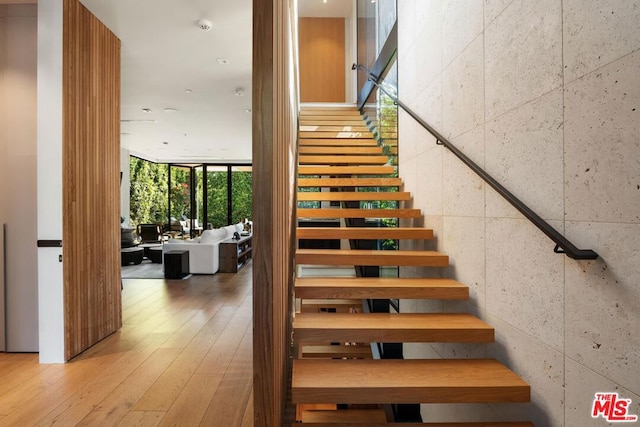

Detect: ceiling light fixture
[142, 108, 152, 113]
[217, 58, 229, 65]
[234, 88, 245, 97]
[162, 141, 169, 145]
[245, 109, 252, 113]
[185, 89, 192, 93]
[197, 19, 212, 31]
[164, 108, 178, 113]
[121, 119, 158, 123]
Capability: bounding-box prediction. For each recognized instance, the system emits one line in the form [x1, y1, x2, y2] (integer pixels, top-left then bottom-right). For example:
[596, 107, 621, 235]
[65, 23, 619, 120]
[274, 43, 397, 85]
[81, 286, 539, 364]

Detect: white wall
[37, 0, 64, 363]
[397, 1, 640, 425]
[0, 3, 38, 352]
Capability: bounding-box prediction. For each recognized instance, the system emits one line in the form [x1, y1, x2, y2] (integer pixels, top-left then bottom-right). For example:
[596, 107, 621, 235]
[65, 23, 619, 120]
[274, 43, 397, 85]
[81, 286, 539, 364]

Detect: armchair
[137, 224, 162, 243]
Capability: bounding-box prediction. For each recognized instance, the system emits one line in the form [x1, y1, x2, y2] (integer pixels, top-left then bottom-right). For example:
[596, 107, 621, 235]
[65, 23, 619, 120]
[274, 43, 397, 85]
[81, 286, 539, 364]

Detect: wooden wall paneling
[253, 0, 298, 425]
[299, 18, 345, 103]
[62, 0, 121, 361]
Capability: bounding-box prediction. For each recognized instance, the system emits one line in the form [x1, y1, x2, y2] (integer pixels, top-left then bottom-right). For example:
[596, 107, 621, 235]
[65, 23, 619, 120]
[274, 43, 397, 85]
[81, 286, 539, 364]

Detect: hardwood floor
[0, 264, 254, 426]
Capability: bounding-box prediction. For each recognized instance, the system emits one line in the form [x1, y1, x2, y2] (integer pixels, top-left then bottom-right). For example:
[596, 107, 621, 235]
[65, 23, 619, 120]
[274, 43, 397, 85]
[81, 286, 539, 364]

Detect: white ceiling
[77, 0, 352, 164]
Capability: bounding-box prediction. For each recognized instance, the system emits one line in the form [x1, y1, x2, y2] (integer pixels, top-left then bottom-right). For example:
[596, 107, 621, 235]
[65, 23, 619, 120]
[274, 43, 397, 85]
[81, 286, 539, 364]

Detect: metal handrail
[355, 64, 598, 260]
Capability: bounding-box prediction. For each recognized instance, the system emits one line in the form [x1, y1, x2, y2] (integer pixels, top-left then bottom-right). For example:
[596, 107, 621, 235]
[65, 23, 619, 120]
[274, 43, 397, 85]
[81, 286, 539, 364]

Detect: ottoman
[121, 247, 144, 266]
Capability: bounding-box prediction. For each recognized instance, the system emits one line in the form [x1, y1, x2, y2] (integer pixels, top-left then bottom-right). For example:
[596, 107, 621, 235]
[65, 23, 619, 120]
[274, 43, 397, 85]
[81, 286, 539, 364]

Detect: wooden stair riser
[295, 277, 469, 300]
[295, 249, 448, 267]
[292, 359, 531, 404]
[294, 313, 494, 343]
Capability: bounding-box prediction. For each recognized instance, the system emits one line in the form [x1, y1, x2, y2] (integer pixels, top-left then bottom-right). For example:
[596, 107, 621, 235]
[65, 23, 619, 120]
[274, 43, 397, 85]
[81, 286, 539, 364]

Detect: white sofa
[162, 222, 244, 274]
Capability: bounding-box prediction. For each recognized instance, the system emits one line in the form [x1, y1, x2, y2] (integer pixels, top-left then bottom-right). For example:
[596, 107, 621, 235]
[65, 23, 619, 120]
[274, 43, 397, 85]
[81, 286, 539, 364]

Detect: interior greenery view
[129, 157, 252, 231]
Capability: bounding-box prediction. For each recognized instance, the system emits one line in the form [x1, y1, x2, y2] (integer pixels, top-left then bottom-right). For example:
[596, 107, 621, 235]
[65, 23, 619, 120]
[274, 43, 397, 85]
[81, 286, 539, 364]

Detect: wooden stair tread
[299, 155, 388, 165]
[292, 359, 530, 404]
[299, 146, 383, 155]
[301, 409, 387, 423]
[298, 166, 396, 175]
[297, 192, 411, 202]
[301, 299, 364, 313]
[300, 344, 373, 358]
[298, 177, 401, 187]
[300, 125, 371, 132]
[297, 227, 433, 240]
[299, 132, 375, 139]
[296, 249, 448, 267]
[297, 208, 422, 219]
[294, 313, 494, 343]
[301, 423, 534, 427]
[295, 277, 468, 300]
[300, 139, 378, 146]
[300, 109, 360, 115]
[300, 120, 369, 126]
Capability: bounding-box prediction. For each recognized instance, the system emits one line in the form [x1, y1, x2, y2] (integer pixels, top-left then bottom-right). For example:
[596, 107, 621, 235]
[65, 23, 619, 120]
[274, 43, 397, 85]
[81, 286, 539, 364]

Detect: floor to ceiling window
[129, 157, 252, 235]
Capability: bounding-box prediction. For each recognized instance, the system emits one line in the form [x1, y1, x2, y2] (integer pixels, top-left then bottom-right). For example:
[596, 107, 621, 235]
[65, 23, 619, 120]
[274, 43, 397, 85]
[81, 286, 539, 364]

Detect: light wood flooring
[0, 264, 254, 426]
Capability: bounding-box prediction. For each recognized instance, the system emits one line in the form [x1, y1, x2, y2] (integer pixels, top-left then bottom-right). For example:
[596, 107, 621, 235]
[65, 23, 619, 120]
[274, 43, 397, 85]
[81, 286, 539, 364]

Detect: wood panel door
[63, 0, 122, 360]
[299, 18, 345, 103]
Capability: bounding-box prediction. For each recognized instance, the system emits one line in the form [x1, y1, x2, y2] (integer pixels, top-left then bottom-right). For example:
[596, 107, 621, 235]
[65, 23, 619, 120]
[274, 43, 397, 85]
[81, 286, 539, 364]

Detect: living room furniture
[162, 222, 245, 274]
[137, 224, 162, 243]
[139, 243, 162, 259]
[121, 247, 144, 265]
[219, 234, 253, 273]
[164, 250, 189, 279]
[148, 246, 163, 263]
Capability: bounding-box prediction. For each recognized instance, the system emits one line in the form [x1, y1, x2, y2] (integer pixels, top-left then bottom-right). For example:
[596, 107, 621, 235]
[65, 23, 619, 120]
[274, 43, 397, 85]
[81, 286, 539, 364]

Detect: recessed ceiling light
[234, 88, 245, 96]
[142, 108, 152, 113]
[162, 141, 169, 145]
[323, 0, 327, 3]
[164, 108, 178, 113]
[185, 89, 192, 93]
[217, 58, 229, 65]
[245, 109, 252, 113]
[182, 133, 188, 137]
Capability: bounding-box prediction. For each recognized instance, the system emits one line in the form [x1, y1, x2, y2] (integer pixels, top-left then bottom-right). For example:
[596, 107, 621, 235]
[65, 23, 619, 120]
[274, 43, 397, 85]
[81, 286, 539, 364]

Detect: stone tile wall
[397, 1, 640, 425]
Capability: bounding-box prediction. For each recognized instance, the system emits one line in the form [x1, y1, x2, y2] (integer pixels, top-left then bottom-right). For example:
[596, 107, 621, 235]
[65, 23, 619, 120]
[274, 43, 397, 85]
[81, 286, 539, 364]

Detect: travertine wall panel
[398, 2, 640, 423]
[564, 51, 640, 224]
[484, 0, 562, 120]
[485, 88, 564, 221]
[563, 0, 640, 83]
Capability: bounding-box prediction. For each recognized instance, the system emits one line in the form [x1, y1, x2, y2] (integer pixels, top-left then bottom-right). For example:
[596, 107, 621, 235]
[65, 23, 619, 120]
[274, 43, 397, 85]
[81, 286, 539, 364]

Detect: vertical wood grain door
[299, 17, 346, 103]
[63, 0, 122, 361]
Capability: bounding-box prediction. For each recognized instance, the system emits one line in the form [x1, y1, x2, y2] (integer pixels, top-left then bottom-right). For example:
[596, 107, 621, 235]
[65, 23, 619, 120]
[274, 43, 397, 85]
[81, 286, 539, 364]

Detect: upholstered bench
[121, 247, 144, 266]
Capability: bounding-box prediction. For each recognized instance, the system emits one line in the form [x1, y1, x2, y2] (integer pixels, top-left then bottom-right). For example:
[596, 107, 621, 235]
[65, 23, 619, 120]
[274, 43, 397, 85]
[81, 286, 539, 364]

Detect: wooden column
[252, 0, 298, 425]
[62, 0, 122, 360]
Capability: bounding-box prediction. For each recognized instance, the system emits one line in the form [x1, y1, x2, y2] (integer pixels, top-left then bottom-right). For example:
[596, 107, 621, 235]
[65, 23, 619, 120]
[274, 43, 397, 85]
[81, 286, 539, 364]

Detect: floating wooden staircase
[292, 106, 532, 425]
